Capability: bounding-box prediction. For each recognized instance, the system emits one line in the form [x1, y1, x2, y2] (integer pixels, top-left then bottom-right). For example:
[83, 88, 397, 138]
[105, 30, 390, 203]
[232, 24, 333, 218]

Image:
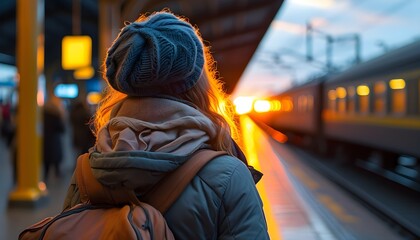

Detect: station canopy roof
[0, 0, 284, 94]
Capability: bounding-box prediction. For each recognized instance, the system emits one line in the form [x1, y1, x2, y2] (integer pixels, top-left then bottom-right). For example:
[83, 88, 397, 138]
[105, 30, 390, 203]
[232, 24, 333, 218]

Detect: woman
[63, 10, 269, 239]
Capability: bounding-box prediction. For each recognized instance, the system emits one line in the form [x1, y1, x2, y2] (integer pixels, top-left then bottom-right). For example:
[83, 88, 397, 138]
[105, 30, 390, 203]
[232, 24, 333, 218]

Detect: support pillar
[9, 0, 45, 206]
[98, 0, 121, 73]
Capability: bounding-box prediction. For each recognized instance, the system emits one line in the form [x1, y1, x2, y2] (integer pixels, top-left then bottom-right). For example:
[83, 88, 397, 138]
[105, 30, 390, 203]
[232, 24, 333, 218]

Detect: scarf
[96, 97, 217, 156]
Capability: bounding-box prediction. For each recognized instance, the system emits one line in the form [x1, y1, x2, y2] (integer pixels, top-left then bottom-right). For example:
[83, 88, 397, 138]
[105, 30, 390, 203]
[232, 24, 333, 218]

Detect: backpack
[19, 149, 226, 240]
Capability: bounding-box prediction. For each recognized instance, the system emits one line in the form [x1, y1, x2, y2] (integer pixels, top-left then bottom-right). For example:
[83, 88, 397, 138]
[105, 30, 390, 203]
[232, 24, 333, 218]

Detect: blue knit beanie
[105, 12, 204, 96]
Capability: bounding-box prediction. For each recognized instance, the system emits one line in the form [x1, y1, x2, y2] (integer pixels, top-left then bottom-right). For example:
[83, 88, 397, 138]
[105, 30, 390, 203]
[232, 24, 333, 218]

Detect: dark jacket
[63, 150, 269, 239]
[43, 104, 65, 164]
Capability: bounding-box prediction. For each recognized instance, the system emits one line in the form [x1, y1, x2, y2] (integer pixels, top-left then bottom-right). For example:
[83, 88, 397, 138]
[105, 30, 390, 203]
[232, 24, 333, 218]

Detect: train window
[254, 99, 271, 113]
[374, 81, 387, 114]
[298, 95, 307, 112]
[270, 100, 281, 111]
[308, 95, 314, 112]
[298, 95, 313, 113]
[282, 97, 293, 112]
[347, 86, 356, 113]
[336, 87, 346, 113]
[389, 79, 406, 114]
[357, 85, 370, 114]
[389, 79, 405, 89]
[328, 89, 336, 112]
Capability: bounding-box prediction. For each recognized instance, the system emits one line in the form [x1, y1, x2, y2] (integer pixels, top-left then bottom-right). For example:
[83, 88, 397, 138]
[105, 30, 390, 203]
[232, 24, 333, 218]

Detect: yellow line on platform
[240, 115, 282, 240]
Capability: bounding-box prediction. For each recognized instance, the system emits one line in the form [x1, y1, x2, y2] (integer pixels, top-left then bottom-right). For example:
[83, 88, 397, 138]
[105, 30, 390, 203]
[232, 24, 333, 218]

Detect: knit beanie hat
[105, 12, 205, 96]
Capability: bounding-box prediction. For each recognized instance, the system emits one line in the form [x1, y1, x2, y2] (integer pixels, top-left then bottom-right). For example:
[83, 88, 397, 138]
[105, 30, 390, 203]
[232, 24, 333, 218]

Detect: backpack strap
[141, 149, 227, 213]
[75, 150, 226, 210]
[76, 153, 141, 205]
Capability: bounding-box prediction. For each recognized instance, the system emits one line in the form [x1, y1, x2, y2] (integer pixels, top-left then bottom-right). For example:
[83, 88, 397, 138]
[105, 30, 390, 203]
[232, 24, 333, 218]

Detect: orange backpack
[19, 150, 226, 240]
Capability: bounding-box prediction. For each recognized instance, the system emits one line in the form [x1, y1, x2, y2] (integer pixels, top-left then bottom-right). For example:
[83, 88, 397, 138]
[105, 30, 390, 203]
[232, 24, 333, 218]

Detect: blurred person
[1, 101, 14, 146]
[4, 102, 18, 185]
[62, 11, 269, 239]
[69, 98, 95, 160]
[43, 96, 65, 181]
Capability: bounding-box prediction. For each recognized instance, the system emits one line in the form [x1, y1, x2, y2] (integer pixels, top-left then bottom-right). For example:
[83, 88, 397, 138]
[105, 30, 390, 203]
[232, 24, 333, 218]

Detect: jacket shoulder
[196, 154, 252, 197]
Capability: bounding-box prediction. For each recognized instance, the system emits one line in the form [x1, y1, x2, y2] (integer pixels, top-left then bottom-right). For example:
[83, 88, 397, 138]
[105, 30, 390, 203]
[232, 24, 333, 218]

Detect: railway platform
[0, 116, 410, 239]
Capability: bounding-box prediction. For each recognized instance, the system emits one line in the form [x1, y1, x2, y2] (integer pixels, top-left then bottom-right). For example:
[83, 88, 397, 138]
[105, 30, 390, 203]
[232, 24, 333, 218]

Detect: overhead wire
[269, 0, 416, 83]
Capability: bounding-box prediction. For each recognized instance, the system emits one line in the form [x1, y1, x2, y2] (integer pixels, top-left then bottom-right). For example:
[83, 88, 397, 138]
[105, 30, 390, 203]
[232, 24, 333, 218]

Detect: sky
[232, 0, 420, 98]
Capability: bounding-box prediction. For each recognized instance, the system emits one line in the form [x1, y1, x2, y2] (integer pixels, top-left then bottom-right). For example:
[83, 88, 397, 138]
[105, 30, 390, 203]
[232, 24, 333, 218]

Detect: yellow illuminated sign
[62, 35, 92, 70]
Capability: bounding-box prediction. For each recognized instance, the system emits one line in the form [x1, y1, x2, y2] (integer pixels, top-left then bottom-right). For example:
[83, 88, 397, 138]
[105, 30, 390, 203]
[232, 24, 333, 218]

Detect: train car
[253, 40, 420, 190]
[251, 79, 324, 150]
[321, 40, 420, 189]
[322, 40, 420, 156]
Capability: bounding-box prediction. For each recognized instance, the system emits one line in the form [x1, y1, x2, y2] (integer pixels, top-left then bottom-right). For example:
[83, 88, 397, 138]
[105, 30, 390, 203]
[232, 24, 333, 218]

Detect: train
[251, 39, 420, 191]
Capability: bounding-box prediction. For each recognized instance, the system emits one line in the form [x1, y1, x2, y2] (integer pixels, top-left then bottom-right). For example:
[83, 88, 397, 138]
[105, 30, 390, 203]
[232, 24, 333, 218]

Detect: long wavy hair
[93, 11, 239, 155]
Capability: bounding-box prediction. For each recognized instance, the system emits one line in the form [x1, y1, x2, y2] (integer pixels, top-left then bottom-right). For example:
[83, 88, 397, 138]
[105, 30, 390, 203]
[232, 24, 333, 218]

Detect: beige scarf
[96, 97, 217, 155]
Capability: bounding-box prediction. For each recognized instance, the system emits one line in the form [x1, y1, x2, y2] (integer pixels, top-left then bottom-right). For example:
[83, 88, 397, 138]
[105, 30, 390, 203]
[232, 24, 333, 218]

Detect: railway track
[284, 144, 420, 240]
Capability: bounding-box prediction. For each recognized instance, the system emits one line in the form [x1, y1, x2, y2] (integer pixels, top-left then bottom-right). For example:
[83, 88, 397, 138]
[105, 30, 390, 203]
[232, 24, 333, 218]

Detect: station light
[37, 35, 44, 74]
[87, 91, 102, 105]
[62, 35, 92, 70]
[389, 79, 405, 90]
[74, 66, 95, 79]
[234, 96, 254, 115]
[254, 100, 271, 113]
[357, 85, 370, 96]
[54, 83, 78, 99]
[37, 90, 44, 107]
